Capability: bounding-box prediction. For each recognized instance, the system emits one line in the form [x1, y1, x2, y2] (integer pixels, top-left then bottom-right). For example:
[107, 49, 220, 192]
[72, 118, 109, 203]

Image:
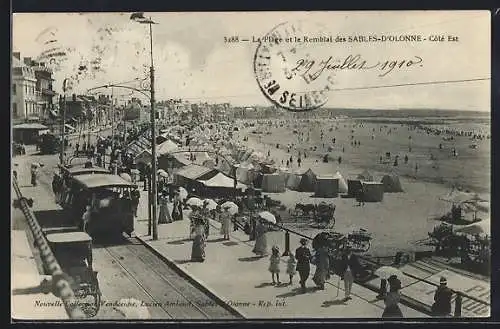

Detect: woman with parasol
[252, 216, 268, 257]
[220, 205, 232, 240]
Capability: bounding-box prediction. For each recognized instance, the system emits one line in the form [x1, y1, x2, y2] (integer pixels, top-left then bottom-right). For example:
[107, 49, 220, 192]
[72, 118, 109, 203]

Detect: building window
[25, 85, 28, 94]
[13, 103, 17, 117]
[12, 84, 16, 95]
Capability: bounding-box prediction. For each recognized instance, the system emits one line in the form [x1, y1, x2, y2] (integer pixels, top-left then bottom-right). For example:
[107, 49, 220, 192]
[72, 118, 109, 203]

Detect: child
[286, 253, 297, 285]
[269, 245, 281, 285]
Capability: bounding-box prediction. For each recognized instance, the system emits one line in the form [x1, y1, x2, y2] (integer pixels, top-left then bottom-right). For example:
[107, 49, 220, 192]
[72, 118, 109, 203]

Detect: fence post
[249, 217, 256, 241]
[454, 293, 462, 318]
[282, 231, 290, 256]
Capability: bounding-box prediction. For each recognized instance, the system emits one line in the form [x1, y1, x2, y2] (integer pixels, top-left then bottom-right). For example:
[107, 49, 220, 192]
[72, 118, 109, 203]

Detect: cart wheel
[362, 240, 371, 252]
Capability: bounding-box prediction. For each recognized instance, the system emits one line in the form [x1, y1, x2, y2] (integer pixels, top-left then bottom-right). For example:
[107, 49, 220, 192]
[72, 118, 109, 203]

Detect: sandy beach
[230, 117, 490, 257]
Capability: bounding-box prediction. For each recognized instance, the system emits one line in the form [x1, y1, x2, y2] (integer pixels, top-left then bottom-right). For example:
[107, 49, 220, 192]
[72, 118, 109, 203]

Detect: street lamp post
[59, 78, 69, 165]
[132, 12, 158, 240]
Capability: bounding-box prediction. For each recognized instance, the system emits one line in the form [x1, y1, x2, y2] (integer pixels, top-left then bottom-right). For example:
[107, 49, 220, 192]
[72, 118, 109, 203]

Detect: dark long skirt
[191, 235, 206, 262]
[382, 305, 403, 318]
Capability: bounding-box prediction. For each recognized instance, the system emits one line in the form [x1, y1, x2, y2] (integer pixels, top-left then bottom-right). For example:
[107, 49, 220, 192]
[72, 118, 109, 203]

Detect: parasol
[187, 197, 203, 207]
[374, 266, 403, 280]
[157, 169, 169, 178]
[178, 187, 188, 200]
[204, 199, 218, 211]
[119, 173, 132, 182]
[220, 201, 238, 215]
[258, 211, 276, 224]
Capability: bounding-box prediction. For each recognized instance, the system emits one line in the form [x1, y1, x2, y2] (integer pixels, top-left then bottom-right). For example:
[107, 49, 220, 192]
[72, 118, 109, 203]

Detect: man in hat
[295, 238, 312, 293]
[432, 277, 453, 317]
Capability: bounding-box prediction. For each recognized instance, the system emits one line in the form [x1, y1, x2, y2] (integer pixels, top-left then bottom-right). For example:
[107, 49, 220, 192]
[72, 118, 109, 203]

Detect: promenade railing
[12, 177, 86, 320]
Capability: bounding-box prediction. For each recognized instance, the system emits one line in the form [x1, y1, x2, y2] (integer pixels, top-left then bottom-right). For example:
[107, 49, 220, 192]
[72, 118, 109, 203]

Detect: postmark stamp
[253, 21, 336, 112]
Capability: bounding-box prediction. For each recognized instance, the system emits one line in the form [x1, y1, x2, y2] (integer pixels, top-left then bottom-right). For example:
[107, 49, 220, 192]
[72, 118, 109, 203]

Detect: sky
[12, 11, 490, 111]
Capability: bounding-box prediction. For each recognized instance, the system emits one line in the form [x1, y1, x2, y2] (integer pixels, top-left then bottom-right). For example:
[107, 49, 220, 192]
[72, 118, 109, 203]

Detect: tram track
[97, 236, 236, 319]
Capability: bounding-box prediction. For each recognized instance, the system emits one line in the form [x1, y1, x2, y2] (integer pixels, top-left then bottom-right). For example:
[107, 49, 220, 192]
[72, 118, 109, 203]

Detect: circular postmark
[253, 21, 336, 112]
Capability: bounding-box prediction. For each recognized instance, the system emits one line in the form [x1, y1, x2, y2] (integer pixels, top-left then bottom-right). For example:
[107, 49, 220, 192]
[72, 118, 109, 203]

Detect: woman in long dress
[252, 218, 268, 256]
[191, 219, 206, 262]
[312, 245, 330, 290]
[382, 275, 404, 318]
[172, 191, 183, 221]
[220, 206, 231, 240]
[158, 195, 170, 224]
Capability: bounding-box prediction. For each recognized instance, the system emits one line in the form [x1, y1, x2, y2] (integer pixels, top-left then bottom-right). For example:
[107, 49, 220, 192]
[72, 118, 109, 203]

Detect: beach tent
[156, 139, 179, 156]
[298, 168, 317, 192]
[217, 160, 234, 176]
[174, 164, 218, 191]
[261, 173, 286, 193]
[200, 172, 246, 189]
[357, 170, 374, 181]
[286, 172, 302, 190]
[134, 149, 152, 165]
[381, 174, 404, 192]
[361, 182, 384, 202]
[253, 172, 264, 189]
[315, 176, 339, 198]
[332, 171, 348, 194]
[235, 163, 255, 184]
[158, 153, 190, 171]
[347, 179, 363, 198]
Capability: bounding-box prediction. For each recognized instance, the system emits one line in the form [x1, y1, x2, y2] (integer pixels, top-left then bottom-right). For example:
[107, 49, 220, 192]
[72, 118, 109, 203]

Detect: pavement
[133, 191, 428, 319]
[11, 229, 68, 320]
[11, 150, 69, 320]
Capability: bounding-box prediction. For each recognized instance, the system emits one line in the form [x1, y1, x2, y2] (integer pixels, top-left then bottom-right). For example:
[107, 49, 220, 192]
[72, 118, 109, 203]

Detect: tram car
[59, 173, 137, 239]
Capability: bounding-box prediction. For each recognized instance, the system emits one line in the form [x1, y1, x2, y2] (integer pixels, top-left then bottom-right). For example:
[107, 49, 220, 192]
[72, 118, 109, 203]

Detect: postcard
[11, 11, 490, 320]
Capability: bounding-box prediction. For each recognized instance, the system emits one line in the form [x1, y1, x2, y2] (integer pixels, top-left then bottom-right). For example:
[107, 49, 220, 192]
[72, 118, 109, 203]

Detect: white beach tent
[200, 172, 247, 190]
[156, 139, 179, 156]
[235, 162, 255, 184]
[332, 171, 348, 193]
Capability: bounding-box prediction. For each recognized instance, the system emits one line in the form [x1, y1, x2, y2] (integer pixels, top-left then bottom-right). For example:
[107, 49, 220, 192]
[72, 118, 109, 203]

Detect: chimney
[23, 57, 32, 66]
[13, 52, 20, 60]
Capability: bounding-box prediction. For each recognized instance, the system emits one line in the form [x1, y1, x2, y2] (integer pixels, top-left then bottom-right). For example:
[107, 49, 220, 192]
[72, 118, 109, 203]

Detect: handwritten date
[289, 54, 423, 81]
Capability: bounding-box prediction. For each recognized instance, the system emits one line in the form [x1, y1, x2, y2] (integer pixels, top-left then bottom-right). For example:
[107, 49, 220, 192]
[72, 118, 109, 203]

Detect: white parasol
[374, 266, 403, 280]
[220, 201, 238, 215]
[258, 211, 276, 224]
[178, 187, 188, 200]
[157, 169, 169, 178]
[119, 173, 132, 182]
[204, 199, 218, 211]
[187, 197, 203, 207]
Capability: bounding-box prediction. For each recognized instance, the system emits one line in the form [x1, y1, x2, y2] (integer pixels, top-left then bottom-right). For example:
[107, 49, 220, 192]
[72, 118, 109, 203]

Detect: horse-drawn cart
[292, 202, 336, 228]
[312, 229, 375, 282]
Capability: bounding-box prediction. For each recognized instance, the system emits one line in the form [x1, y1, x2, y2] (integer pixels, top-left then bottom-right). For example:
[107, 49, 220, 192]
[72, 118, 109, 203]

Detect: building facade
[12, 52, 58, 125]
[12, 53, 38, 124]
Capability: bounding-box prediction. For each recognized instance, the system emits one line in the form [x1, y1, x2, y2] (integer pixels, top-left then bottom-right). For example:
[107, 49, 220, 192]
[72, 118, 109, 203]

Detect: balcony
[41, 88, 57, 96]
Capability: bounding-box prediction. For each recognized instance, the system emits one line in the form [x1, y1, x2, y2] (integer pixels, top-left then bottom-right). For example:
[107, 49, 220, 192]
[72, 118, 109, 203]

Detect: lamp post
[132, 12, 159, 240]
[59, 78, 69, 165]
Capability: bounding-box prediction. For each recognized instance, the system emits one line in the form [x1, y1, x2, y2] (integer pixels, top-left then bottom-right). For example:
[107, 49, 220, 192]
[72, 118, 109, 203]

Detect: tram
[60, 173, 137, 238]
